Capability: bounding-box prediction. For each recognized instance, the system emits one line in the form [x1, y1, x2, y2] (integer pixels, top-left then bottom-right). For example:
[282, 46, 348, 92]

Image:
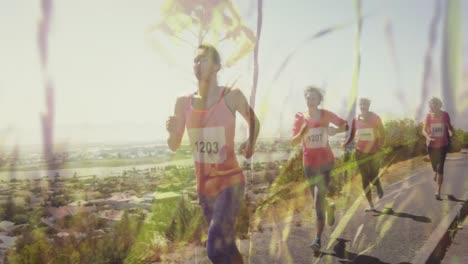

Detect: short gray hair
[429, 97, 442, 107]
[359, 97, 371, 106]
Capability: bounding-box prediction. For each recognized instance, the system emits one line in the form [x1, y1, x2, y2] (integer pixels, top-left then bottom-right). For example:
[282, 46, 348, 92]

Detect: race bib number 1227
[304, 127, 328, 148]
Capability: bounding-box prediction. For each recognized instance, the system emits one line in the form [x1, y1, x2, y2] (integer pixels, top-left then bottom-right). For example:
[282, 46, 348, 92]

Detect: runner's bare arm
[422, 124, 432, 141]
[343, 119, 356, 147]
[421, 115, 433, 141]
[328, 111, 348, 136]
[332, 122, 349, 134]
[447, 113, 454, 137]
[230, 88, 260, 158]
[291, 113, 308, 147]
[166, 96, 186, 151]
[291, 124, 308, 147]
[376, 116, 385, 148]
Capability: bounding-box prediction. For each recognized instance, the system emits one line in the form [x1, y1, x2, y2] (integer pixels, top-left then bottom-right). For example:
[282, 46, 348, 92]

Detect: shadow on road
[317, 238, 390, 264]
[446, 194, 466, 204]
[371, 208, 432, 223]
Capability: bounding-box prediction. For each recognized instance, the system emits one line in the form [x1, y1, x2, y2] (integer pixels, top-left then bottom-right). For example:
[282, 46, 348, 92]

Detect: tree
[4, 195, 15, 221]
[8, 228, 54, 264]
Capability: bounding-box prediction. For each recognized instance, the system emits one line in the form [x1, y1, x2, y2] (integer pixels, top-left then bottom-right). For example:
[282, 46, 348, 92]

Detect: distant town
[0, 136, 347, 172]
[0, 136, 352, 262]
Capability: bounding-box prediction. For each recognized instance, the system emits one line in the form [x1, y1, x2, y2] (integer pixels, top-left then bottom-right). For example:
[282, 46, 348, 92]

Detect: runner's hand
[238, 141, 254, 159]
[166, 116, 179, 134]
[300, 123, 309, 136]
[425, 136, 435, 145]
[328, 127, 338, 136]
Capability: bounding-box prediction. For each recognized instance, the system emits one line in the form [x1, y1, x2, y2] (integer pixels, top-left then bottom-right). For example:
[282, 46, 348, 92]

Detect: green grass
[155, 192, 181, 200]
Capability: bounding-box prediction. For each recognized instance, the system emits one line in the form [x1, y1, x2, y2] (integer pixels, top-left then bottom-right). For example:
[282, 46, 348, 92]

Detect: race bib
[356, 128, 375, 142]
[188, 127, 226, 164]
[431, 123, 444, 137]
[304, 127, 328, 148]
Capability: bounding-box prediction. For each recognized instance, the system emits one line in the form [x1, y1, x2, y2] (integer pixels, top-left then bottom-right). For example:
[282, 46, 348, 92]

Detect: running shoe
[310, 238, 321, 253]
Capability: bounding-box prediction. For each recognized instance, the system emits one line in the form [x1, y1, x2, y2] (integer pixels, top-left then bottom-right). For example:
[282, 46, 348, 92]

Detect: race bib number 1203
[188, 127, 226, 164]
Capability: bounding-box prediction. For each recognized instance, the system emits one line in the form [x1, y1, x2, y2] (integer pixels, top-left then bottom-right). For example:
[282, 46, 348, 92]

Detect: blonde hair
[303, 86, 323, 102]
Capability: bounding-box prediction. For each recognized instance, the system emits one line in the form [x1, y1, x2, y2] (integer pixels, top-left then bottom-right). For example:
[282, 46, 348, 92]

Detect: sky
[0, 0, 467, 149]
